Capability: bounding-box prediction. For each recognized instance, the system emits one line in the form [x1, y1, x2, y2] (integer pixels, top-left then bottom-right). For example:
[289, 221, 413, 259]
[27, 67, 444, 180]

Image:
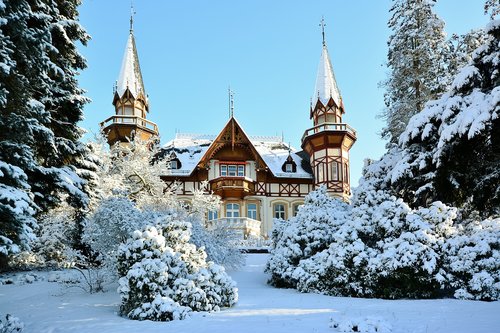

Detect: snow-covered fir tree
[117, 213, 238, 321]
[381, 0, 449, 144]
[393, 18, 500, 215]
[0, 0, 91, 269]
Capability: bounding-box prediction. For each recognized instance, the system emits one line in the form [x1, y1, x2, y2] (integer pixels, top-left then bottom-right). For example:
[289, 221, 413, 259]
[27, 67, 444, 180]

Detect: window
[238, 165, 245, 177]
[228, 165, 237, 176]
[285, 163, 293, 172]
[274, 203, 286, 220]
[247, 203, 257, 220]
[344, 163, 349, 183]
[330, 162, 339, 181]
[169, 160, 178, 169]
[220, 163, 245, 177]
[317, 164, 324, 182]
[208, 210, 218, 221]
[226, 203, 240, 218]
[293, 203, 302, 217]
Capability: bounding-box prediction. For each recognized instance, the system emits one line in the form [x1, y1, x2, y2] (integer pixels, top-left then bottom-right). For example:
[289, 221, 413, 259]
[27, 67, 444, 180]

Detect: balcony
[210, 176, 255, 198]
[100, 115, 159, 134]
[206, 217, 261, 239]
[301, 123, 356, 143]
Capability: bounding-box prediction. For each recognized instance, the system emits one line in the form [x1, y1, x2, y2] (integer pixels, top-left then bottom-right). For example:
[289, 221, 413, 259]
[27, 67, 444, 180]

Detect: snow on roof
[161, 133, 313, 179]
[162, 134, 214, 176]
[313, 44, 341, 107]
[116, 32, 146, 100]
[252, 140, 313, 179]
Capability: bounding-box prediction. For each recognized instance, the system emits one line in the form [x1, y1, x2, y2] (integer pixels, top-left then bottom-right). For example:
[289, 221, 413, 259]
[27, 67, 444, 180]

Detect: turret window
[330, 162, 341, 181]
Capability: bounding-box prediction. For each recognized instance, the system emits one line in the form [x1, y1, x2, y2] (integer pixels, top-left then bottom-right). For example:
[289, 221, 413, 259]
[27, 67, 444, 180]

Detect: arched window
[273, 203, 286, 220]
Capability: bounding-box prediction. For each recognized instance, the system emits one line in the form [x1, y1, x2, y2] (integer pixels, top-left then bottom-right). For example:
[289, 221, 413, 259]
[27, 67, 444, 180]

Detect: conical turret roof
[116, 31, 146, 100]
[313, 44, 341, 107]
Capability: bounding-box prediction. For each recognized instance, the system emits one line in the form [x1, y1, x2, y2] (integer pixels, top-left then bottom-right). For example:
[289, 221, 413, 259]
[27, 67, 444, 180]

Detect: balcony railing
[210, 176, 255, 194]
[100, 115, 158, 133]
[301, 123, 356, 142]
[206, 217, 261, 238]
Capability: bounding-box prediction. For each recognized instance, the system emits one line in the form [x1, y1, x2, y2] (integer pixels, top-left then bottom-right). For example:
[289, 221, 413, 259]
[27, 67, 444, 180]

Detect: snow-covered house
[101, 20, 357, 239]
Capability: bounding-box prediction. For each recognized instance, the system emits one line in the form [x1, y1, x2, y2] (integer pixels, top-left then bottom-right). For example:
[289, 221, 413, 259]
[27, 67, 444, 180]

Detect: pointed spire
[116, 10, 146, 101]
[313, 18, 341, 107]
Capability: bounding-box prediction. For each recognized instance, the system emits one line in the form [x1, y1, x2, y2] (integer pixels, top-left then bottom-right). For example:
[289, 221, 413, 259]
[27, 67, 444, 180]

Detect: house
[101, 18, 356, 239]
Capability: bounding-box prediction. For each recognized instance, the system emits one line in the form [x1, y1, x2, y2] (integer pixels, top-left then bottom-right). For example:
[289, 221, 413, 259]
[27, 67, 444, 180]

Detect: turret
[301, 19, 356, 199]
[100, 14, 158, 146]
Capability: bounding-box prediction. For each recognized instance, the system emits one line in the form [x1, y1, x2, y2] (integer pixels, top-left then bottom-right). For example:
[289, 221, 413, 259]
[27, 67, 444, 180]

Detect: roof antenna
[130, 2, 136, 33]
[228, 87, 235, 118]
[320, 16, 326, 46]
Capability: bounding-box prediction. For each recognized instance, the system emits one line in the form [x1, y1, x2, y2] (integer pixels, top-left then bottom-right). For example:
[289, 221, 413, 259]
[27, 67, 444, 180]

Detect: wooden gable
[197, 117, 269, 170]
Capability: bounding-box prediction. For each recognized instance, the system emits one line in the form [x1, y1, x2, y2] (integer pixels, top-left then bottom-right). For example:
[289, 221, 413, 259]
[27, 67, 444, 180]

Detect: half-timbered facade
[101, 21, 356, 239]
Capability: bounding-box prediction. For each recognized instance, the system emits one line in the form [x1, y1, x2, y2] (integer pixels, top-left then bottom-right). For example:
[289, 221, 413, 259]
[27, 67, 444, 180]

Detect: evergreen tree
[393, 18, 500, 215]
[381, 0, 449, 144]
[0, 0, 90, 268]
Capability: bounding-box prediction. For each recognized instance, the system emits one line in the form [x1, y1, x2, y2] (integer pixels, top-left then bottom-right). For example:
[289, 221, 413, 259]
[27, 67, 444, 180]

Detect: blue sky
[77, 0, 489, 186]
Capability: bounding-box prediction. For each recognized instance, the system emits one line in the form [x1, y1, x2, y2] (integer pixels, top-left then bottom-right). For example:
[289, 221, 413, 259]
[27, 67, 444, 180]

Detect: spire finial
[130, 3, 136, 33]
[228, 87, 235, 118]
[320, 16, 326, 46]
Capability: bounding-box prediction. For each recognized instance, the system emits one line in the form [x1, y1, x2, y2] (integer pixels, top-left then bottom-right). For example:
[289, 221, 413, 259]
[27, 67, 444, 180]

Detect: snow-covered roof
[252, 139, 312, 179]
[161, 134, 215, 176]
[313, 44, 341, 107]
[161, 133, 313, 179]
[116, 32, 146, 100]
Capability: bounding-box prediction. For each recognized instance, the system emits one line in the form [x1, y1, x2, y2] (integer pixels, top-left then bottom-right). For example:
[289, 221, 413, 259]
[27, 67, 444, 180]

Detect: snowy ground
[1, 254, 499, 333]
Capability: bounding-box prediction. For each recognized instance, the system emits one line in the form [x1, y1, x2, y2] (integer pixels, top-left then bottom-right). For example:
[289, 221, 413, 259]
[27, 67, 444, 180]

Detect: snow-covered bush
[266, 186, 350, 289]
[190, 219, 244, 270]
[444, 217, 500, 301]
[117, 214, 238, 321]
[83, 197, 143, 268]
[0, 314, 23, 333]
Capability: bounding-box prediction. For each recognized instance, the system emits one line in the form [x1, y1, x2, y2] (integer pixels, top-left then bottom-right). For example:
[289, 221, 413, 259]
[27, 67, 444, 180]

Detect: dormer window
[282, 155, 297, 173]
[169, 160, 179, 169]
[167, 152, 181, 170]
[220, 163, 245, 177]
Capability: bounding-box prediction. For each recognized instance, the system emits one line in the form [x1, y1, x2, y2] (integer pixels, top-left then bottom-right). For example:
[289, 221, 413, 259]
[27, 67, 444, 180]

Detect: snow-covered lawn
[1, 254, 499, 333]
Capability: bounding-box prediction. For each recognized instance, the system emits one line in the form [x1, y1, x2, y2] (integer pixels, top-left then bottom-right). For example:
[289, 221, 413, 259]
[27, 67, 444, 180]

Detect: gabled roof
[159, 118, 313, 179]
[313, 44, 341, 108]
[116, 31, 146, 101]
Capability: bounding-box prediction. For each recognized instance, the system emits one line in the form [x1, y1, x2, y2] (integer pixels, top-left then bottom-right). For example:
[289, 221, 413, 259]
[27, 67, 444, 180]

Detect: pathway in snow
[1, 254, 499, 333]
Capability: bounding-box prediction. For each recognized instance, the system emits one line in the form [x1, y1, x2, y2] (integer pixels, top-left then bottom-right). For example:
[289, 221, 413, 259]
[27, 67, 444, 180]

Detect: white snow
[116, 32, 145, 99]
[162, 133, 313, 179]
[314, 45, 342, 107]
[1, 254, 499, 333]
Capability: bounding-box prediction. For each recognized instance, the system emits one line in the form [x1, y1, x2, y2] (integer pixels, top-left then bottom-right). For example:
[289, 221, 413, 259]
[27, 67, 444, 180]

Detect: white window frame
[208, 210, 218, 221]
[274, 203, 286, 220]
[226, 203, 240, 218]
[285, 163, 293, 173]
[247, 203, 257, 220]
